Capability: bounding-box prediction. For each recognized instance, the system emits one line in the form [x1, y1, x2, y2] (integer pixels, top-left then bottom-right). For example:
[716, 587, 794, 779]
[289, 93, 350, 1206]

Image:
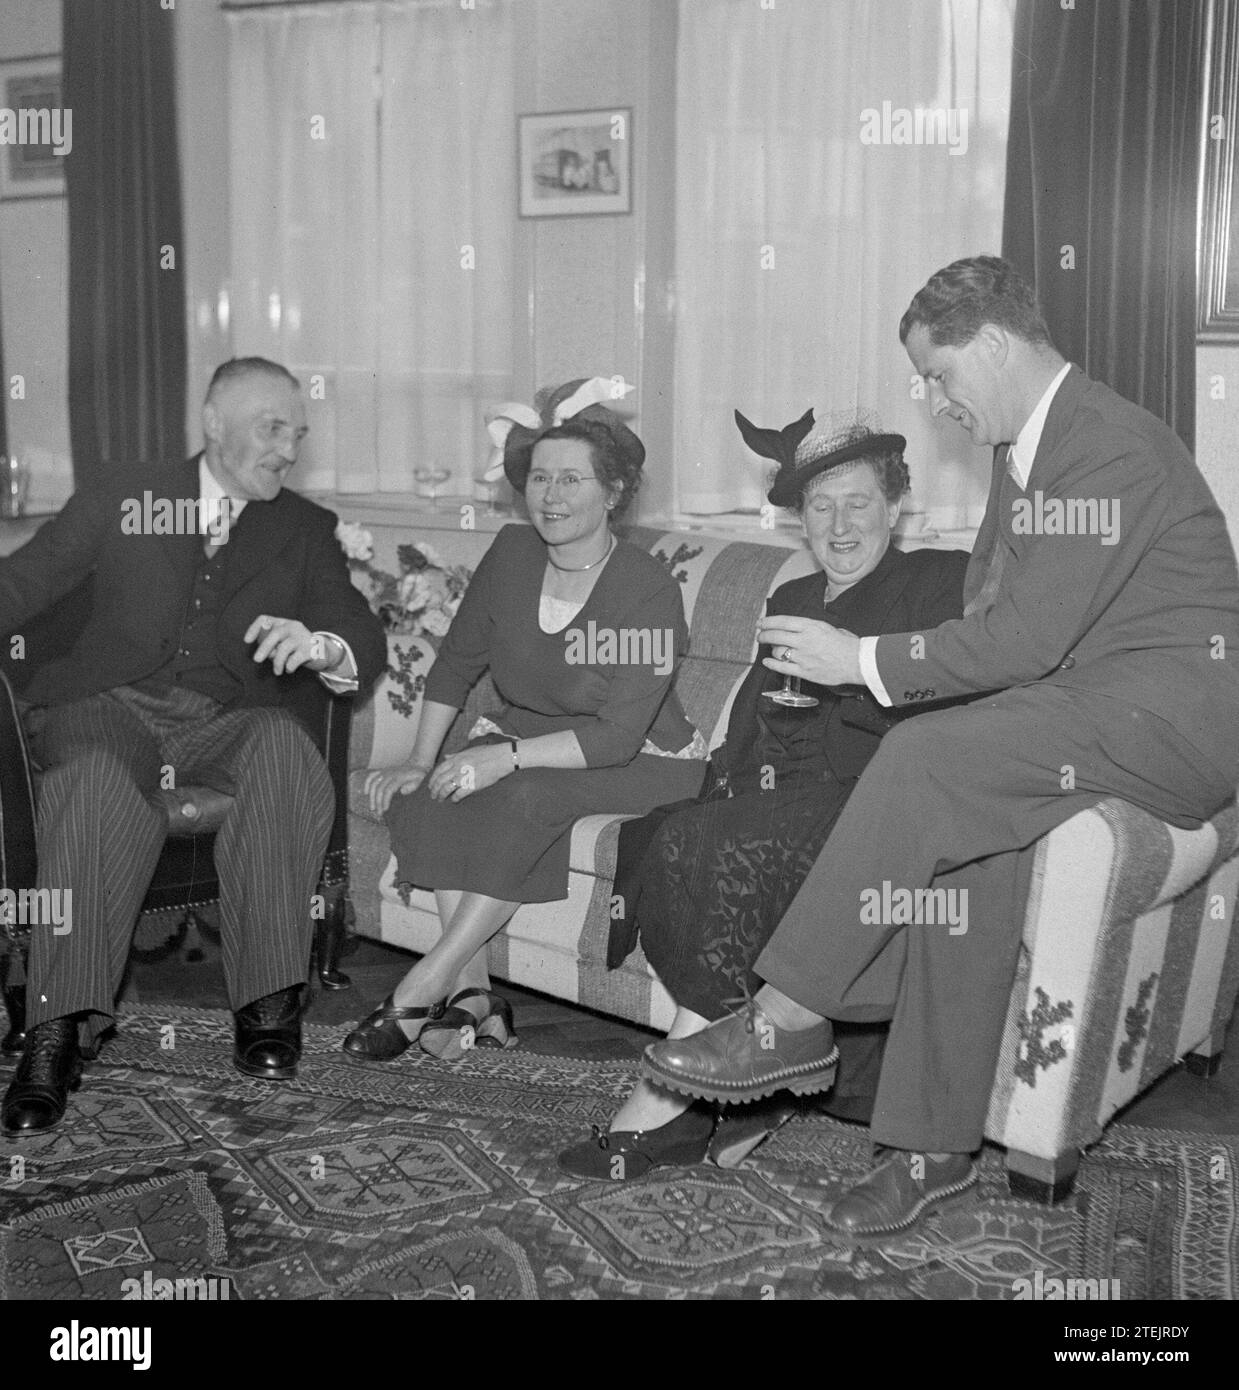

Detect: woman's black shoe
[708, 1095, 796, 1168]
[474, 992, 518, 1050]
[2, 1016, 82, 1135]
[557, 1103, 715, 1180]
[422, 984, 497, 1056]
[343, 994, 447, 1061]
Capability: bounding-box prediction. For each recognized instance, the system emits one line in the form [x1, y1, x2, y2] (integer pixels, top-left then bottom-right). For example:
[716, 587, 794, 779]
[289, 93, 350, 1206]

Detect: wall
[0, 0, 69, 513]
[21, 1, 1228, 543]
[173, 0, 677, 518]
[515, 0, 677, 519]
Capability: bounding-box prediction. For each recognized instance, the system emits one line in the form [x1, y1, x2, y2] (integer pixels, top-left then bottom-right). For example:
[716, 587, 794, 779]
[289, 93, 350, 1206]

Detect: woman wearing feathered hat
[344, 379, 707, 1061]
[559, 407, 971, 1178]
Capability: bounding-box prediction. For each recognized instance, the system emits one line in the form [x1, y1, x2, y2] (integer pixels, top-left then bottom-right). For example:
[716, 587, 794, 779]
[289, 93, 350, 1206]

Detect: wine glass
[762, 646, 819, 708]
[414, 464, 451, 512]
[1, 456, 29, 519]
[474, 474, 503, 516]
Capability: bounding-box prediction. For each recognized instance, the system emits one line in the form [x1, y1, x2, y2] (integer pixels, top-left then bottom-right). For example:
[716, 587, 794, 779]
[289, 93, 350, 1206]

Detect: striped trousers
[21, 683, 334, 1044]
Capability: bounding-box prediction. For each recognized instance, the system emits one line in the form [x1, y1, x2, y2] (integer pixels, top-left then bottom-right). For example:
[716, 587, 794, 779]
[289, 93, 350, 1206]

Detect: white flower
[399, 571, 435, 610]
[416, 541, 445, 569]
[336, 521, 374, 562]
[420, 607, 453, 637]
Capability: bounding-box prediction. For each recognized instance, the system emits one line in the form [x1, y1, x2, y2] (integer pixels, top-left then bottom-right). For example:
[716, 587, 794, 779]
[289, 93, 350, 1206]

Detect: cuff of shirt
[857, 636, 893, 708]
[314, 631, 359, 694]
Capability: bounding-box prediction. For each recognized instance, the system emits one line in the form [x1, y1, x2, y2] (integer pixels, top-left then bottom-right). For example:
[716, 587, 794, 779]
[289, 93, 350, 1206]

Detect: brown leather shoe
[641, 1006, 838, 1104]
[825, 1149, 977, 1238]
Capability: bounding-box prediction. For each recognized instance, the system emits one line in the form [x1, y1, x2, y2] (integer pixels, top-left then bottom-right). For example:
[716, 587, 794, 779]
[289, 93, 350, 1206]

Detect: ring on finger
[781, 646, 793, 662]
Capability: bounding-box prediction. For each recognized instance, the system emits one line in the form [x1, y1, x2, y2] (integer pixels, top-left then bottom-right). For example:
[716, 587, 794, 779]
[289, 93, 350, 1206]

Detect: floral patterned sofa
[339, 513, 1239, 1198]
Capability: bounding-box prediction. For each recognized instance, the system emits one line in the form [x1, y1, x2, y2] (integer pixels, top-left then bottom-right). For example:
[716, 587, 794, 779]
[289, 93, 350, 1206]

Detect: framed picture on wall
[518, 108, 632, 218]
[0, 56, 68, 202]
[1199, 2, 1238, 341]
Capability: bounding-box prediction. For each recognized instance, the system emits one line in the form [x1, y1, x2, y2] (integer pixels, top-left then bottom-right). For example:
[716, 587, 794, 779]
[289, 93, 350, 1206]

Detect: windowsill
[315, 491, 980, 551]
[305, 491, 523, 534]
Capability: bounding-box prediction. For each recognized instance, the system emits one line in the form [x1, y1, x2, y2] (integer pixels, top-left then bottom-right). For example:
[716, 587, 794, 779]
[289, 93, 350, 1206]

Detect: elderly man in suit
[643, 256, 1239, 1235]
[0, 357, 387, 1135]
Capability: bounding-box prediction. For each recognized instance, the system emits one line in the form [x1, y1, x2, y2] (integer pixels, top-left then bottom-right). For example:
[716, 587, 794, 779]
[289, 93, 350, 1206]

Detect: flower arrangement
[336, 522, 471, 639]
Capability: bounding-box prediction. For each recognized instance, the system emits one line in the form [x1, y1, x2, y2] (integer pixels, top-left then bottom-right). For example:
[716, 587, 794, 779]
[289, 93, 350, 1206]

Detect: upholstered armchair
[0, 668, 355, 1054]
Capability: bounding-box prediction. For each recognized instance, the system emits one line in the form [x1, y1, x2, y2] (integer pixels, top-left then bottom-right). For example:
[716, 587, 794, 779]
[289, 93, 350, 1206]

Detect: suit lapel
[218, 487, 300, 603]
[157, 457, 206, 582]
[1028, 364, 1086, 486]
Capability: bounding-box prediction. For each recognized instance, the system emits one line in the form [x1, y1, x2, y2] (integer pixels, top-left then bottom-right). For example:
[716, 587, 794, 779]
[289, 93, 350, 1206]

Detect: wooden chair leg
[1, 944, 27, 1054]
[181, 908, 208, 963]
[1006, 1146, 1080, 1203]
[313, 895, 352, 991]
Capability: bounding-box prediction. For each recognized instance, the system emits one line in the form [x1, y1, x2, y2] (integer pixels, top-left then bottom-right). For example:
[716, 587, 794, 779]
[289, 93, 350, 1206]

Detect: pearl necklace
[546, 534, 615, 573]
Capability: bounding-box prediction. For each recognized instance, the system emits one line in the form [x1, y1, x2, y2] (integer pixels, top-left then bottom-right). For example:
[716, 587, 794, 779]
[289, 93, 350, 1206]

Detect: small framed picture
[518, 108, 632, 218]
[0, 56, 68, 202]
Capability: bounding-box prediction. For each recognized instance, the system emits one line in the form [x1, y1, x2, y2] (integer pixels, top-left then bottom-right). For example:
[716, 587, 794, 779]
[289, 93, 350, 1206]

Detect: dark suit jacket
[0, 457, 387, 734]
[874, 367, 1239, 777]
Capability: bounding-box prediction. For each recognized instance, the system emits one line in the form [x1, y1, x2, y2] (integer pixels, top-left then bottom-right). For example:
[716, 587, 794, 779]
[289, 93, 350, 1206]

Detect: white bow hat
[482, 377, 641, 486]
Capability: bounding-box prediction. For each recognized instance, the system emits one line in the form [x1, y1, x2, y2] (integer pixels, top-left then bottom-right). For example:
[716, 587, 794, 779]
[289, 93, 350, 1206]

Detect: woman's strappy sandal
[342, 995, 448, 1061]
[419, 988, 517, 1060]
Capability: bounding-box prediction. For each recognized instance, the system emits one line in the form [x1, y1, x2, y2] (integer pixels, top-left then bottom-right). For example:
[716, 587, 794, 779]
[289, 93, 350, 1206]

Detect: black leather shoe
[2, 1016, 82, 1135]
[557, 1103, 716, 1180]
[825, 1148, 978, 1238]
[642, 1004, 838, 1104]
[233, 986, 303, 1081]
[708, 1095, 796, 1169]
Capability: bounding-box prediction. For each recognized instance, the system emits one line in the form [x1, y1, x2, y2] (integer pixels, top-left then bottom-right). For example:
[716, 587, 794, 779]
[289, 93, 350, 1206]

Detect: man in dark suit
[642, 256, 1239, 1234]
[0, 357, 386, 1134]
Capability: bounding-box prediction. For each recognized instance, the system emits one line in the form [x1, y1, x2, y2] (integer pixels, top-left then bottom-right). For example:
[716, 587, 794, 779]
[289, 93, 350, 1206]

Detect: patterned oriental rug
[0, 1006, 1233, 1301]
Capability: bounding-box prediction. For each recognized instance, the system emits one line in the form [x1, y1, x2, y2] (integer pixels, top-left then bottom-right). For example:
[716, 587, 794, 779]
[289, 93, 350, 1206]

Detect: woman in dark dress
[559, 409, 969, 1178]
[343, 380, 707, 1063]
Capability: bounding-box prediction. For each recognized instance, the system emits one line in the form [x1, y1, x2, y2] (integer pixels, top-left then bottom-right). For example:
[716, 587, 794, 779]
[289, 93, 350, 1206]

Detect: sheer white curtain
[226, 0, 515, 496]
[673, 0, 1014, 529]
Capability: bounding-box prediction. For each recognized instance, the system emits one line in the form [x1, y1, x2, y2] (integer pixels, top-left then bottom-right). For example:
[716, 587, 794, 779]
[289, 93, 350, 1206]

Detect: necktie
[963, 444, 1020, 617]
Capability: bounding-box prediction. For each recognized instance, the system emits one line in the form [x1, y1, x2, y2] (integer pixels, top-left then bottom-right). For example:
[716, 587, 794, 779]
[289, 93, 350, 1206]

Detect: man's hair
[898, 255, 1054, 350]
[205, 357, 299, 404]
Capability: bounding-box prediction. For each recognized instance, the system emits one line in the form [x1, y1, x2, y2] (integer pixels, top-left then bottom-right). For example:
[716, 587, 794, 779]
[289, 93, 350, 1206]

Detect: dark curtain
[63, 0, 186, 476]
[1002, 0, 1201, 451]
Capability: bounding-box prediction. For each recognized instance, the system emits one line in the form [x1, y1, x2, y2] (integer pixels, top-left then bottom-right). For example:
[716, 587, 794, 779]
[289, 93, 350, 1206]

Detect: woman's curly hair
[514, 417, 644, 519]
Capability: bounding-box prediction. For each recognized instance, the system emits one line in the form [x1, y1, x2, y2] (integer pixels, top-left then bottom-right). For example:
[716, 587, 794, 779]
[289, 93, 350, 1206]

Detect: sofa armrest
[1024, 796, 1239, 957]
[351, 633, 505, 772]
[320, 691, 353, 889]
